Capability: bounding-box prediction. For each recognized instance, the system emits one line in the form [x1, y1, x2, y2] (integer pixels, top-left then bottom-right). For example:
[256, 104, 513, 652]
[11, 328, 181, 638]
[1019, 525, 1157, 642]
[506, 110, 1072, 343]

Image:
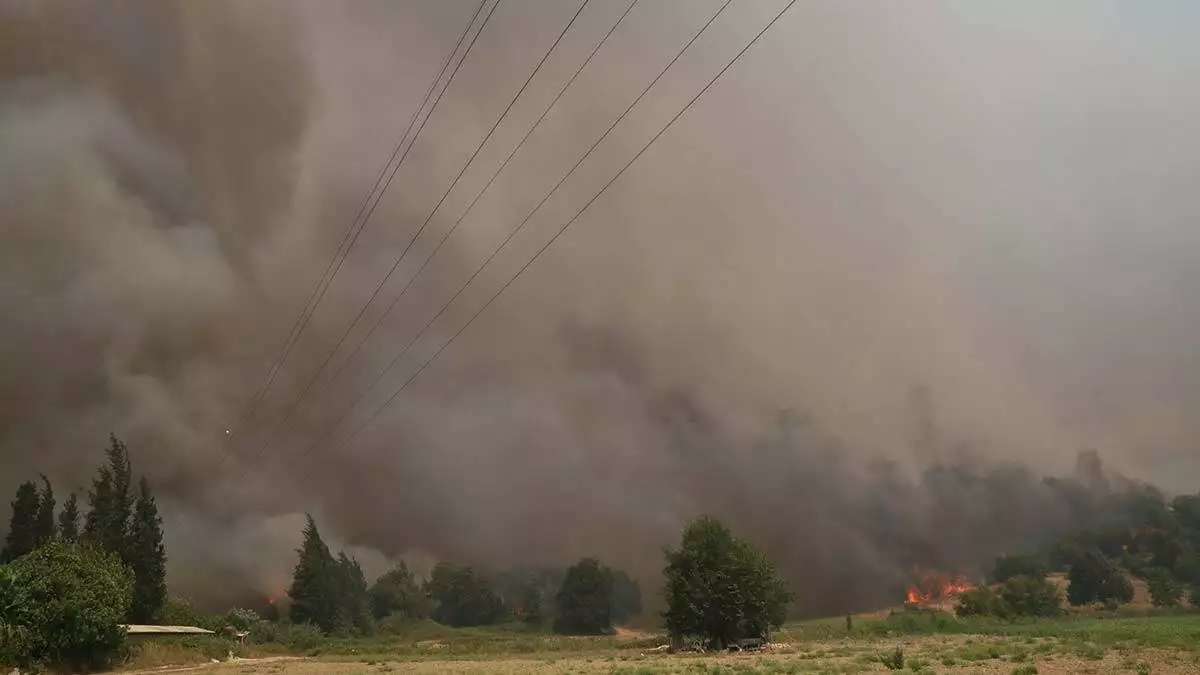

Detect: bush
[993, 554, 1049, 583]
[879, 647, 905, 670]
[956, 587, 1001, 618]
[956, 577, 1061, 619]
[160, 596, 222, 631]
[1, 541, 132, 671]
[998, 576, 1062, 618]
[1146, 568, 1183, 607]
[249, 620, 324, 651]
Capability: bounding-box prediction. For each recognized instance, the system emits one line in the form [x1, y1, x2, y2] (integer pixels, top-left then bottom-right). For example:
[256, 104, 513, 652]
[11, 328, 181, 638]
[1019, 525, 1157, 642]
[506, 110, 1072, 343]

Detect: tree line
[956, 468, 1200, 619]
[284, 514, 649, 637]
[0, 435, 168, 670]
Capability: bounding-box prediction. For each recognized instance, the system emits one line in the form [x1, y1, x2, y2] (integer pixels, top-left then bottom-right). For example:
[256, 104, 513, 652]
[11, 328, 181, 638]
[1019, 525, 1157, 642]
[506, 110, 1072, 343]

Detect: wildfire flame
[905, 572, 973, 605]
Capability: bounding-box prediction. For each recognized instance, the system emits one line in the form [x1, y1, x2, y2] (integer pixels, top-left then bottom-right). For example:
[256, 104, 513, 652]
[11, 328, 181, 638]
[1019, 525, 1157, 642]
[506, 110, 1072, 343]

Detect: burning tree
[904, 570, 973, 606]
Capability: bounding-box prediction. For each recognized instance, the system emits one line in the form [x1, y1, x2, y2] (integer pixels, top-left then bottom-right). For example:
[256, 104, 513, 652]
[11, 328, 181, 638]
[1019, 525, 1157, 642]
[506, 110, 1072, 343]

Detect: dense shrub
[956, 577, 1061, 619]
[553, 558, 614, 635]
[1146, 568, 1183, 607]
[2, 541, 132, 671]
[249, 620, 324, 651]
[1067, 550, 1133, 606]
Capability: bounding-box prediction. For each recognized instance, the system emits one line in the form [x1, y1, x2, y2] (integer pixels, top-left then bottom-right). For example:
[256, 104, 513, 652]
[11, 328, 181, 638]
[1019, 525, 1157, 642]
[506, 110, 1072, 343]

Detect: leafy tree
[426, 562, 505, 627]
[85, 435, 134, 559]
[553, 558, 614, 635]
[998, 576, 1062, 617]
[1146, 567, 1183, 607]
[1067, 549, 1133, 606]
[370, 561, 428, 621]
[34, 475, 56, 547]
[610, 569, 643, 624]
[1, 481, 39, 563]
[2, 540, 132, 672]
[58, 492, 80, 542]
[992, 554, 1048, 583]
[288, 514, 339, 633]
[955, 586, 1001, 618]
[663, 516, 792, 649]
[129, 477, 167, 623]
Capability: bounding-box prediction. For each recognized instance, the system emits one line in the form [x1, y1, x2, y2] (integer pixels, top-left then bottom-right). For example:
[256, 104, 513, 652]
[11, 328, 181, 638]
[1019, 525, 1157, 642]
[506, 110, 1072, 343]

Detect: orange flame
[905, 572, 973, 604]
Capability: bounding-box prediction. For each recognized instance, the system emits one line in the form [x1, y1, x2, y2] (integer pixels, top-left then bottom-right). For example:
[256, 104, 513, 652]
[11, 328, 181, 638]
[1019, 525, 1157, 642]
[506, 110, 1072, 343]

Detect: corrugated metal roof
[122, 624, 216, 635]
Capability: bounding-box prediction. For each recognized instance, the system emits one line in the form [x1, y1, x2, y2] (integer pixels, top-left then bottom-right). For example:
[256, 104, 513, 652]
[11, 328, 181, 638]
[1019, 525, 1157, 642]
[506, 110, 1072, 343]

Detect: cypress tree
[129, 477, 167, 622]
[34, 475, 56, 546]
[1, 481, 40, 563]
[59, 492, 80, 542]
[85, 435, 134, 559]
[288, 514, 339, 632]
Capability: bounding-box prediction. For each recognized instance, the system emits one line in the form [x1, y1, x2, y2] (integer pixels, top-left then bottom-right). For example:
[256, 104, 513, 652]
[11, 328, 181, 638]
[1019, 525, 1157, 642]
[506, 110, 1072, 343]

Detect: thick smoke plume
[3, 0, 1200, 615]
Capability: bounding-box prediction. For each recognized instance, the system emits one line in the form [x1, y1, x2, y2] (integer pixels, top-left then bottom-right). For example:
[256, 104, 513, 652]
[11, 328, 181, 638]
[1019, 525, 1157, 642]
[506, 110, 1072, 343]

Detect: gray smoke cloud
[3, 0, 1200, 614]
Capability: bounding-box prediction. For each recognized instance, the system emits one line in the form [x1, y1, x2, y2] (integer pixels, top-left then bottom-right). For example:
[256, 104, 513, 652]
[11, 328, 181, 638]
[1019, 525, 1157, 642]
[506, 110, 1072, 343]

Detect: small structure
[122, 625, 215, 641]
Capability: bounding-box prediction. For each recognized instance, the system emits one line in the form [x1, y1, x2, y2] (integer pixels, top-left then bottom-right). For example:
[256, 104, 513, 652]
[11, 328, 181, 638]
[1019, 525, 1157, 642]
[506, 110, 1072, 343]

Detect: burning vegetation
[905, 571, 974, 605]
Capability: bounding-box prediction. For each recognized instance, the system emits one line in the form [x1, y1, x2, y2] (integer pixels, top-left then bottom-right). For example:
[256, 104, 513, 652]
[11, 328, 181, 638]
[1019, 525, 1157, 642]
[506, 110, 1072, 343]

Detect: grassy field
[121, 612, 1200, 674]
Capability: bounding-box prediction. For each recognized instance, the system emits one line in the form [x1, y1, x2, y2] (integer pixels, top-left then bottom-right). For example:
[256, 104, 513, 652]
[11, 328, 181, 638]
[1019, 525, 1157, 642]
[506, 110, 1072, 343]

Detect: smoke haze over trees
[3, 0, 1200, 618]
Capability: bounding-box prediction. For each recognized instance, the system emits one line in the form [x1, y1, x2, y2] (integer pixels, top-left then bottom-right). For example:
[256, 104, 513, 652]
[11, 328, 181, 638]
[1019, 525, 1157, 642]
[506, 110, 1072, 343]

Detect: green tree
[553, 558, 614, 635]
[288, 514, 339, 633]
[426, 562, 505, 627]
[1146, 567, 1183, 607]
[58, 492, 80, 542]
[520, 584, 544, 627]
[85, 435, 134, 559]
[34, 476, 56, 547]
[2, 540, 132, 671]
[610, 569, 643, 625]
[998, 576, 1063, 617]
[370, 561, 427, 621]
[663, 516, 793, 649]
[1067, 549, 1133, 606]
[334, 552, 372, 634]
[129, 477, 167, 623]
[1, 481, 39, 563]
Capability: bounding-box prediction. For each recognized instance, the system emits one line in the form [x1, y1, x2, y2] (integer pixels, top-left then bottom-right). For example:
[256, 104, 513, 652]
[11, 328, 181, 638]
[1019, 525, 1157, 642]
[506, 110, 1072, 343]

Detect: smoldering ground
[2, 0, 1200, 615]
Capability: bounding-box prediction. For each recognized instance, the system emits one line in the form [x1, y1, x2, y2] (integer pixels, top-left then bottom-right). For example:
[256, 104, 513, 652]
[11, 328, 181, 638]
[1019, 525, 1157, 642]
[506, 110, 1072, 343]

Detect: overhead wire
[213, 0, 487, 470]
[324, 0, 642, 388]
[237, 0, 592, 472]
[282, 0, 791, 484]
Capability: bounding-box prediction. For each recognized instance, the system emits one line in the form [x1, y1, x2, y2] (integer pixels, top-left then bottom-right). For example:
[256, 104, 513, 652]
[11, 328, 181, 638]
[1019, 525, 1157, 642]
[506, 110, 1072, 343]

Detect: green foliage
[334, 551, 372, 634]
[226, 607, 261, 632]
[84, 434, 135, 560]
[426, 562, 506, 627]
[2, 540, 132, 671]
[160, 596, 222, 631]
[129, 477, 167, 623]
[249, 620, 325, 651]
[370, 561, 428, 622]
[288, 514, 341, 633]
[1146, 568, 1183, 607]
[1067, 549, 1133, 606]
[58, 492, 80, 543]
[956, 576, 1061, 619]
[662, 516, 793, 650]
[879, 646, 905, 670]
[2, 481, 40, 563]
[553, 558, 614, 635]
[610, 569, 643, 624]
[34, 475, 56, 547]
[993, 554, 1049, 583]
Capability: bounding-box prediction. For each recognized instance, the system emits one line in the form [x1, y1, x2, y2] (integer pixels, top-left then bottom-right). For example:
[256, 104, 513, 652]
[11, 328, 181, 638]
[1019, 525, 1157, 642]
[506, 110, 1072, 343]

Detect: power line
[291, 0, 786, 483]
[325, 0, 641, 388]
[238, 0, 590, 472]
[214, 0, 487, 469]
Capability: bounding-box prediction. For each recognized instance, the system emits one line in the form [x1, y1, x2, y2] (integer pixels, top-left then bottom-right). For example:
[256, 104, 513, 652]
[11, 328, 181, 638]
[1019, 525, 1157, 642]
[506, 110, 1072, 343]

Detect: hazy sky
[3, 0, 1199, 606]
